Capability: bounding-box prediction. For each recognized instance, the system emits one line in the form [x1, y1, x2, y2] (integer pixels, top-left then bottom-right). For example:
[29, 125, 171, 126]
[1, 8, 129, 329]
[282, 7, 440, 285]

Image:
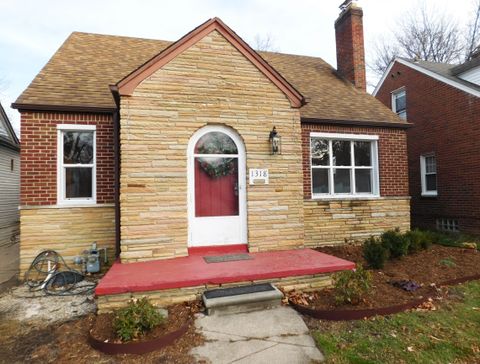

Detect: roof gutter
[11, 103, 116, 113]
[301, 117, 412, 129]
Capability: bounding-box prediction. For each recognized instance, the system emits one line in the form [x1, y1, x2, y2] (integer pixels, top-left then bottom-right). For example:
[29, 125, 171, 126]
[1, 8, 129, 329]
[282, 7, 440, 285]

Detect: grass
[313, 280, 480, 364]
[429, 231, 480, 250]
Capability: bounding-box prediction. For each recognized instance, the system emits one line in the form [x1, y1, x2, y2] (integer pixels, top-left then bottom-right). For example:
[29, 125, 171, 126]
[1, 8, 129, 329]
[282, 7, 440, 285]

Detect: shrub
[405, 229, 432, 253]
[381, 229, 410, 258]
[362, 236, 388, 269]
[333, 264, 372, 305]
[113, 297, 165, 342]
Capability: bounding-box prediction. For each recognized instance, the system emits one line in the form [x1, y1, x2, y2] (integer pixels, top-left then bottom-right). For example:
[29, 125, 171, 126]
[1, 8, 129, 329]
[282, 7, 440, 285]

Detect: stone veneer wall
[119, 30, 304, 262]
[97, 273, 332, 313]
[19, 205, 115, 275]
[304, 197, 410, 246]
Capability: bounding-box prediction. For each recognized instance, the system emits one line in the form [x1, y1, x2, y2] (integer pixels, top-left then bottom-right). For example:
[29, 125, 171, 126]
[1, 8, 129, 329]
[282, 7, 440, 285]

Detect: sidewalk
[191, 306, 324, 363]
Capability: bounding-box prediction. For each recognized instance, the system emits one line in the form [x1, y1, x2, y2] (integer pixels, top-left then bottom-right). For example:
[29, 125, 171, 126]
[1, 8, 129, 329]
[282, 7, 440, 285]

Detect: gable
[0, 103, 19, 149]
[374, 58, 480, 98]
[115, 18, 304, 108]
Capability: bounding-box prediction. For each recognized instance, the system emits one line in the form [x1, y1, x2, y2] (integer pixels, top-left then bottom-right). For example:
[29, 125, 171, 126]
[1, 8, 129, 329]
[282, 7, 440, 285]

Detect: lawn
[312, 280, 480, 364]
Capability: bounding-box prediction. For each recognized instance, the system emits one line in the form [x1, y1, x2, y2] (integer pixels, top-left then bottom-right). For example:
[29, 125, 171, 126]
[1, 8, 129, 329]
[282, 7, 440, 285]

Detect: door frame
[187, 124, 247, 247]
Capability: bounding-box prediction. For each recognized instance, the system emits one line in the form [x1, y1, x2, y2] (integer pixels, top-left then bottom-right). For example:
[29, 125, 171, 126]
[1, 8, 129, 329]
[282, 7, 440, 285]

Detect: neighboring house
[13, 2, 409, 306]
[374, 55, 480, 235]
[0, 102, 20, 288]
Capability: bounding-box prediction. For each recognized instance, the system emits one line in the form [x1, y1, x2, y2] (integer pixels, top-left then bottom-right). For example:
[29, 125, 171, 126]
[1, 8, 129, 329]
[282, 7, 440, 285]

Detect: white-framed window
[310, 133, 380, 199]
[436, 218, 459, 233]
[57, 124, 96, 205]
[420, 154, 437, 196]
[392, 88, 407, 119]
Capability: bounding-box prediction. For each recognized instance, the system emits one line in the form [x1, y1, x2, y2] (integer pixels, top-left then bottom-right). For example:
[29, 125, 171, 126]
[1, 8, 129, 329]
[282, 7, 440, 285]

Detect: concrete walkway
[191, 306, 324, 363]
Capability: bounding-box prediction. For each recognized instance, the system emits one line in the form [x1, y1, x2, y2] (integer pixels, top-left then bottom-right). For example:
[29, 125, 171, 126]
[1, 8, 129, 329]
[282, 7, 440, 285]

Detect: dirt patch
[0, 302, 204, 364]
[291, 245, 480, 311]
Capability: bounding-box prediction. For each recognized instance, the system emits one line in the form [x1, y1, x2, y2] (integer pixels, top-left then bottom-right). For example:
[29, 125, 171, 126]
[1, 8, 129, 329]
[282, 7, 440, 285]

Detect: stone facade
[304, 197, 410, 247]
[97, 273, 332, 313]
[19, 205, 115, 275]
[119, 30, 304, 262]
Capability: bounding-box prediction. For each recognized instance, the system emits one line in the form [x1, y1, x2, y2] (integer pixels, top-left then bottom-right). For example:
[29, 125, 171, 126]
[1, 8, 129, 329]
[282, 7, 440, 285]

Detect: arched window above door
[194, 132, 238, 155]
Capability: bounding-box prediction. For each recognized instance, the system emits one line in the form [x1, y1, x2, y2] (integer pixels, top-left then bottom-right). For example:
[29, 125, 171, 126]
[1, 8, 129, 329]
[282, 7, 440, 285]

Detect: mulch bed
[1, 301, 205, 364]
[288, 244, 480, 312]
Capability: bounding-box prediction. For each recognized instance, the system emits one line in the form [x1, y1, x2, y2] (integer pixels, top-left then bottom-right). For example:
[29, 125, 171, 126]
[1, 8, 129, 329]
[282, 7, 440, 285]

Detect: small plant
[363, 236, 388, 269]
[333, 264, 372, 305]
[405, 229, 432, 253]
[381, 229, 410, 258]
[113, 297, 165, 342]
[439, 257, 456, 268]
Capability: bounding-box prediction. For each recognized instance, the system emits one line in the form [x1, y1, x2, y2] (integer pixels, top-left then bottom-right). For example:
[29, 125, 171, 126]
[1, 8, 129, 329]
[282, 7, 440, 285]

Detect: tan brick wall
[119, 30, 304, 262]
[97, 273, 332, 312]
[19, 205, 115, 275]
[304, 197, 410, 246]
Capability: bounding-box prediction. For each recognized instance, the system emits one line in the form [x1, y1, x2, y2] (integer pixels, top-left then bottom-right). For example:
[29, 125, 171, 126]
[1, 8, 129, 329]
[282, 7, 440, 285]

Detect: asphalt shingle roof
[15, 32, 403, 124]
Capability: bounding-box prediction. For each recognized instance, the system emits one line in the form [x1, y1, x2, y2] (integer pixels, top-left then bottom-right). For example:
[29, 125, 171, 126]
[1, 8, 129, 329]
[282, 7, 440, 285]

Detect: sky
[0, 0, 475, 136]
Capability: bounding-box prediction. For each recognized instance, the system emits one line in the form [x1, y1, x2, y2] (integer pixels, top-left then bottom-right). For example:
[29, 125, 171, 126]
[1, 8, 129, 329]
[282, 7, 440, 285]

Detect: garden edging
[289, 274, 480, 321]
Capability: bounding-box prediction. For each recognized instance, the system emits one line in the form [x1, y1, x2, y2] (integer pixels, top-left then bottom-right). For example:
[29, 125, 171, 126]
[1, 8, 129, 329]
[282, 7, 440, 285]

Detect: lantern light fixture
[269, 126, 281, 155]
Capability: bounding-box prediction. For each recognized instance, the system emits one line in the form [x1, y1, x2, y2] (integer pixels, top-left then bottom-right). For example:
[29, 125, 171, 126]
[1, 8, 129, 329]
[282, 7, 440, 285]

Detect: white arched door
[187, 125, 247, 247]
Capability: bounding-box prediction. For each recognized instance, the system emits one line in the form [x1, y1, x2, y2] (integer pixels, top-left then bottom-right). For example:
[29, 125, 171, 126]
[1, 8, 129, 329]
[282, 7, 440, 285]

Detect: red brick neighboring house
[374, 56, 480, 234]
[13, 1, 410, 287]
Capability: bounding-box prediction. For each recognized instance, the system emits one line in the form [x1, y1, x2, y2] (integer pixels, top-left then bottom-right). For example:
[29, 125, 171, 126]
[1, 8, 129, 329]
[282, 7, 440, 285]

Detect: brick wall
[20, 111, 115, 206]
[301, 123, 409, 198]
[375, 62, 480, 234]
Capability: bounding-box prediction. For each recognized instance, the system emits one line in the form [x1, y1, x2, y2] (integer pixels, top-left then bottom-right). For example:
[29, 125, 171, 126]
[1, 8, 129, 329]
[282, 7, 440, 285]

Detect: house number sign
[249, 169, 269, 185]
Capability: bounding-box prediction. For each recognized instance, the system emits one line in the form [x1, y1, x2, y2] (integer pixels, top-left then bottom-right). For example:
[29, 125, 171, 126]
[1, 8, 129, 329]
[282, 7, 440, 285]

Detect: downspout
[110, 85, 121, 259]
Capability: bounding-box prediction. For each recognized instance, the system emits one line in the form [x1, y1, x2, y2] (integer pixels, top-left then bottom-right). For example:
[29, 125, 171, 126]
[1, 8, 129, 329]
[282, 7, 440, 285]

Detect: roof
[0, 102, 19, 151]
[14, 29, 404, 124]
[373, 57, 480, 98]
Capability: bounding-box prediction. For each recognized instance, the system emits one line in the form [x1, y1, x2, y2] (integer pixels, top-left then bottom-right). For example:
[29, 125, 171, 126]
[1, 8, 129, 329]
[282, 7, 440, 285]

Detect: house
[13, 2, 410, 309]
[374, 55, 480, 235]
[0, 102, 20, 289]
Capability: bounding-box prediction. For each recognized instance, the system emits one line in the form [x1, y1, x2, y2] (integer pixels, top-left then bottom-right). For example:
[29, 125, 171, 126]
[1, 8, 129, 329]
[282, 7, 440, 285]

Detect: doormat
[203, 253, 253, 264]
[204, 283, 275, 299]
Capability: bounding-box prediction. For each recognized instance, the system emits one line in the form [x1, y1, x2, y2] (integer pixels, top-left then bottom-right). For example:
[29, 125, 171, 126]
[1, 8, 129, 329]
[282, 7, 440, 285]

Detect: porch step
[202, 283, 284, 316]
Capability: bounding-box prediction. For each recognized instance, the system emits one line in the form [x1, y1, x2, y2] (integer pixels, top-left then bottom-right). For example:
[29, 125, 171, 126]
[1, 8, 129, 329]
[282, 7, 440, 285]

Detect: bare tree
[253, 34, 279, 52]
[465, 0, 480, 60]
[370, 4, 464, 76]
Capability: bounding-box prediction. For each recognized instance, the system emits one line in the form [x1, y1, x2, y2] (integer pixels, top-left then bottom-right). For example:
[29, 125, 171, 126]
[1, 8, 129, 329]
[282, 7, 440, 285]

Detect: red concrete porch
[96, 247, 355, 296]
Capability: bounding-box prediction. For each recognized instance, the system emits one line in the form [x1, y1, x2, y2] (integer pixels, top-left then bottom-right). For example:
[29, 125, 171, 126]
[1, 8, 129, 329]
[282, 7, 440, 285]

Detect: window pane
[65, 168, 92, 198]
[395, 92, 406, 112]
[334, 169, 351, 193]
[426, 174, 437, 191]
[332, 140, 351, 166]
[425, 156, 436, 174]
[63, 131, 94, 164]
[354, 141, 371, 166]
[311, 139, 329, 166]
[312, 169, 329, 194]
[195, 132, 238, 154]
[355, 169, 372, 193]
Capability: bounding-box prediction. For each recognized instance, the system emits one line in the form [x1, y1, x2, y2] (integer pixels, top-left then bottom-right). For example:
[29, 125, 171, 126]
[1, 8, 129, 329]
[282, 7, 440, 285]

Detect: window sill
[421, 193, 438, 198]
[309, 195, 381, 201]
[20, 203, 114, 210]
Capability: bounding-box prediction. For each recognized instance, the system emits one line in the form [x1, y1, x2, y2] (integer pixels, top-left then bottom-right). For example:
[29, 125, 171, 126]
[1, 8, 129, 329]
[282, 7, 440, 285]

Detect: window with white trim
[436, 218, 459, 233]
[57, 124, 96, 204]
[420, 154, 437, 196]
[392, 88, 407, 119]
[310, 133, 379, 198]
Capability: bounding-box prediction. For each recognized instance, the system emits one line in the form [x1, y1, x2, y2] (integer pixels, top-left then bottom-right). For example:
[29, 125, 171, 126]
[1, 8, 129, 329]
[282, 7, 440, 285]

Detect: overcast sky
[0, 0, 475, 135]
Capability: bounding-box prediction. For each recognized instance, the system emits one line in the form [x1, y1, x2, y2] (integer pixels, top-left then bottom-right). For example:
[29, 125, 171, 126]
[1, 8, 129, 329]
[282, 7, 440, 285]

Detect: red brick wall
[20, 112, 114, 205]
[301, 123, 409, 198]
[375, 62, 480, 234]
[335, 6, 366, 90]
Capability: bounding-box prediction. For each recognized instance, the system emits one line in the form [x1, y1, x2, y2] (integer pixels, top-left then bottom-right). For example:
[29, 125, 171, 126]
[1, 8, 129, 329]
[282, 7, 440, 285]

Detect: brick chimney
[335, 0, 366, 91]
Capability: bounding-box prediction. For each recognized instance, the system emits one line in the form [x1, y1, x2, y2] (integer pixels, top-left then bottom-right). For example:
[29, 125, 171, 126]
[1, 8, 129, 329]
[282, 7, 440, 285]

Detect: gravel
[0, 282, 96, 325]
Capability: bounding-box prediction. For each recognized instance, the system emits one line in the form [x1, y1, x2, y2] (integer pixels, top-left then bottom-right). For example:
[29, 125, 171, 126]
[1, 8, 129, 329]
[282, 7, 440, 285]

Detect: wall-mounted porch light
[269, 126, 281, 155]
